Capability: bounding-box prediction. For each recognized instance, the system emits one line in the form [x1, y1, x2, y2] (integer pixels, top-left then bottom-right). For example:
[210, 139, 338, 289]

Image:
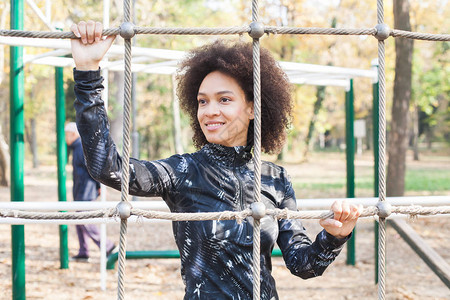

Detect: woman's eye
[198, 99, 206, 105]
[220, 97, 231, 103]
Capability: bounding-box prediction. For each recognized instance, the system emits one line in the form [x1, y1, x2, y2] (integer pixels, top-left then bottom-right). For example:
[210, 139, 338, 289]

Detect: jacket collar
[201, 143, 253, 168]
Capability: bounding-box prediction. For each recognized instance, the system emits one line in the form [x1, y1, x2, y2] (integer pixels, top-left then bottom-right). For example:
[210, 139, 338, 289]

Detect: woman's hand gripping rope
[319, 200, 363, 239]
[70, 21, 115, 71]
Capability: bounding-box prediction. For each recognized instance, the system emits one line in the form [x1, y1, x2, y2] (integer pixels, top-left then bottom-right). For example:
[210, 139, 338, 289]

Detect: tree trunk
[0, 125, 9, 186]
[0, 3, 7, 85]
[25, 118, 39, 169]
[387, 0, 414, 196]
[30, 118, 39, 168]
[412, 105, 419, 161]
[302, 86, 326, 160]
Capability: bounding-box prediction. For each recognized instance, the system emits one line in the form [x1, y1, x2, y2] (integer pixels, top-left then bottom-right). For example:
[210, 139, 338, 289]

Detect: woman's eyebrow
[197, 90, 235, 96]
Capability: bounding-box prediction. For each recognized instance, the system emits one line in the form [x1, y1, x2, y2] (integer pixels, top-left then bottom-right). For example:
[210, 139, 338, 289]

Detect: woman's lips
[205, 122, 225, 130]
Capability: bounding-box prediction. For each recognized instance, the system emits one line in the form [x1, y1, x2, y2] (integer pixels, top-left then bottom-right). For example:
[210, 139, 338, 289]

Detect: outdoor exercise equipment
[2, 0, 450, 299]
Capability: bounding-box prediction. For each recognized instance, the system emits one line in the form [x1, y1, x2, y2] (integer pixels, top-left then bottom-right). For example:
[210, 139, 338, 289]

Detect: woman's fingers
[340, 200, 350, 222]
[70, 23, 81, 38]
[77, 21, 87, 44]
[332, 200, 362, 222]
[323, 201, 362, 238]
[331, 200, 343, 222]
[86, 20, 96, 44]
[70, 21, 103, 45]
[94, 22, 103, 42]
[320, 218, 342, 228]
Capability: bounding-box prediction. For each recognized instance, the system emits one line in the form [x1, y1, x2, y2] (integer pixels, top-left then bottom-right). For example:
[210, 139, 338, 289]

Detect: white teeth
[206, 123, 223, 127]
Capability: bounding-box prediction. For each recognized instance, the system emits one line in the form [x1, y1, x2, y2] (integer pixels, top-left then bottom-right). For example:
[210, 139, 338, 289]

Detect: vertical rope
[251, 0, 262, 299]
[377, 0, 387, 299]
[117, 0, 133, 299]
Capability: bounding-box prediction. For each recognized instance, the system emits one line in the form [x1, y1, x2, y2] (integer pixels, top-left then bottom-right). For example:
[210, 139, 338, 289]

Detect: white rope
[376, 0, 387, 299]
[116, 0, 133, 298]
[251, 0, 262, 297]
[2, 205, 449, 222]
[1, 196, 448, 211]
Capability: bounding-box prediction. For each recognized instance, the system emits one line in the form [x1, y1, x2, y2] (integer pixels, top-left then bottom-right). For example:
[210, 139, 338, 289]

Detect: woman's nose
[204, 102, 220, 116]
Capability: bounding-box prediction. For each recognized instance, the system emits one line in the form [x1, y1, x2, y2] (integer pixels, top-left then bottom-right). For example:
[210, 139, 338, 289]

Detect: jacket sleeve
[73, 69, 185, 198]
[276, 169, 350, 279]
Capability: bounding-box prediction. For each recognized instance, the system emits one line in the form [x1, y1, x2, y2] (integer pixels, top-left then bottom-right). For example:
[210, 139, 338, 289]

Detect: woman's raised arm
[70, 21, 115, 71]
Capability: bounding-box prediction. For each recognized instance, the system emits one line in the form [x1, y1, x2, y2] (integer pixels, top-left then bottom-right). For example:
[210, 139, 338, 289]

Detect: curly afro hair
[176, 40, 292, 154]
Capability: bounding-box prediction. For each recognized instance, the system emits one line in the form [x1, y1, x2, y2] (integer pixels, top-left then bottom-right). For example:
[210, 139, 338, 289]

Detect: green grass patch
[292, 169, 449, 194]
[405, 169, 450, 191]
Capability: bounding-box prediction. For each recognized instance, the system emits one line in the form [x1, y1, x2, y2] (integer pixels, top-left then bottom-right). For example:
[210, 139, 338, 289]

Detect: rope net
[3, 0, 450, 299]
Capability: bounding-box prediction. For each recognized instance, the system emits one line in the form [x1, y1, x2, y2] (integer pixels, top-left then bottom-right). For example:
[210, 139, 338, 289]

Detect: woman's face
[197, 71, 254, 147]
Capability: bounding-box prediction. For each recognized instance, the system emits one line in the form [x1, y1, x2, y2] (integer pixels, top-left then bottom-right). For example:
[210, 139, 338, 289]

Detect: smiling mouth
[205, 122, 225, 130]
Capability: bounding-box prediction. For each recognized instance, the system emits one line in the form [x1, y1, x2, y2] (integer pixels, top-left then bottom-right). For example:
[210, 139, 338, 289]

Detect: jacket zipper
[233, 152, 252, 242]
[233, 152, 244, 210]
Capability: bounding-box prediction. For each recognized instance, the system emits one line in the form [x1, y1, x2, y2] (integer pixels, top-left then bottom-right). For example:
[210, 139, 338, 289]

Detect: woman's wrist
[75, 63, 100, 71]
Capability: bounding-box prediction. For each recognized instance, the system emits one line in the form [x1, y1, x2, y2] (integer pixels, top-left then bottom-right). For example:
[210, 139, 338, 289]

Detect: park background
[0, 0, 449, 299]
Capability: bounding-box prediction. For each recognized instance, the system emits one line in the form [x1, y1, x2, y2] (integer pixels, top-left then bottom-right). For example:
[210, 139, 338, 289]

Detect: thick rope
[0, 209, 116, 219]
[391, 205, 450, 216]
[252, 0, 262, 297]
[378, 216, 386, 300]
[131, 208, 252, 223]
[1, 27, 448, 41]
[2, 205, 450, 221]
[117, 219, 127, 300]
[391, 29, 450, 41]
[377, 0, 386, 299]
[116, 0, 133, 299]
[134, 26, 250, 35]
[265, 26, 376, 36]
[0, 28, 119, 38]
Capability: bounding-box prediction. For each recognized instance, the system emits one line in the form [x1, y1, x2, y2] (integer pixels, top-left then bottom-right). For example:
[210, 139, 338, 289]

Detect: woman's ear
[248, 103, 255, 120]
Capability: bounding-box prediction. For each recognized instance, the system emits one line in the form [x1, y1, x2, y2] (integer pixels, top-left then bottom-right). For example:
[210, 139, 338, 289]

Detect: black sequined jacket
[74, 69, 349, 300]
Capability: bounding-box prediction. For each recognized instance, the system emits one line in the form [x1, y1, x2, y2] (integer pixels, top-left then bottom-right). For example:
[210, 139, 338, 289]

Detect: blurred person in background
[65, 122, 117, 262]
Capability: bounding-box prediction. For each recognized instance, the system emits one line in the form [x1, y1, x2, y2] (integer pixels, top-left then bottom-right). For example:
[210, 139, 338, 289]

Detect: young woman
[70, 21, 362, 299]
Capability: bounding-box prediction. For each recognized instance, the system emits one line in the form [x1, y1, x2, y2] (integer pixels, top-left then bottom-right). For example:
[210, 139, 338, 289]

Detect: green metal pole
[106, 249, 286, 270]
[10, 0, 26, 299]
[55, 62, 69, 269]
[372, 63, 380, 283]
[345, 79, 356, 265]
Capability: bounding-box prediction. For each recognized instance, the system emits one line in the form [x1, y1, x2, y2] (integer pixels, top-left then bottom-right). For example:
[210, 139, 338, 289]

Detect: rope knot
[120, 22, 135, 39]
[250, 202, 266, 220]
[376, 201, 392, 218]
[116, 201, 132, 220]
[249, 22, 265, 39]
[374, 23, 391, 40]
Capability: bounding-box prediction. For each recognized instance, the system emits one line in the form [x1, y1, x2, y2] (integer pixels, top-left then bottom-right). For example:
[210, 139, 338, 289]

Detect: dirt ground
[0, 153, 449, 300]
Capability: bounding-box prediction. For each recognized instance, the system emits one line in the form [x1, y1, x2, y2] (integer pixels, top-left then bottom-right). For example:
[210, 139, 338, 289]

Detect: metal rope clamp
[376, 201, 392, 219]
[374, 23, 391, 41]
[250, 202, 266, 220]
[249, 22, 265, 39]
[119, 22, 136, 39]
[116, 201, 132, 220]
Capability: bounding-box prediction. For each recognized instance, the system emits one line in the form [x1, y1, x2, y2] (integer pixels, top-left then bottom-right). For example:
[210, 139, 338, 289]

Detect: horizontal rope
[0, 28, 119, 39]
[391, 205, 450, 217]
[1, 205, 449, 222]
[0, 208, 116, 219]
[134, 26, 250, 35]
[391, 29, 450, 41]
[265, 26, 376, 36]
[266, 207, 378, 219]
[0, 27, 448, 41]
[132, 208, 252, 223]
